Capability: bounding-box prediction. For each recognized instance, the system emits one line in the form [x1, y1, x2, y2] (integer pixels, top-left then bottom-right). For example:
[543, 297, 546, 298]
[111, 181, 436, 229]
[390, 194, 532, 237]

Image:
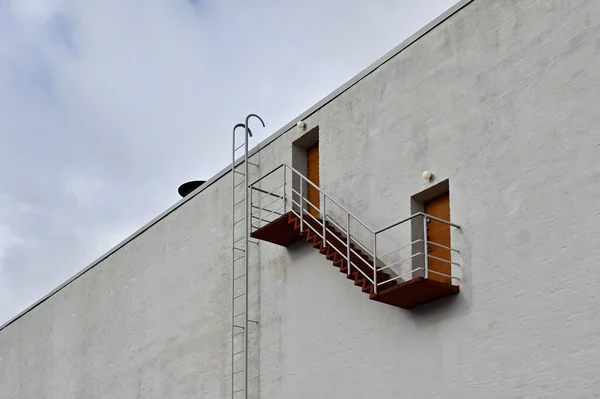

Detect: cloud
[0, 0, 458, 325]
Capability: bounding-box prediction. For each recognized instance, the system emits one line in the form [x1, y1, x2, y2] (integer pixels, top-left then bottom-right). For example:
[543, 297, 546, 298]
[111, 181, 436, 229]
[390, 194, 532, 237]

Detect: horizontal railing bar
[378, 240, 423, 259]
[251, 214, 274, 222]
[289, 208, 301, 220]
[250, 164, 284, 186]
[426, 269, 461, 281]
[260, 204, 285, 225]
[324, 215, 346, 235]
[289, 197, 301, 209]
[303, 208, 322, 226]
[376, 252, 423, 272]
[350, 239, 374, 258]
[377, 267, 423, 286]
[289, 187, 319, 214]
[426, 254, 461, 266]
[251, 207, 283, 216]
[374, 212, 460, 235]
[252, 185, 284, 201]
[349, 261, 375, 284]
[423, 212, 461, 229]
[254, 185, 284, 203]
[325, 239, 349, 261]
[257, 194, 281, 211]
[325, 226, 345, 246]
[375, 213, 421, 234]
[428, 240, 460, 253]
[350, 246, 372, 263]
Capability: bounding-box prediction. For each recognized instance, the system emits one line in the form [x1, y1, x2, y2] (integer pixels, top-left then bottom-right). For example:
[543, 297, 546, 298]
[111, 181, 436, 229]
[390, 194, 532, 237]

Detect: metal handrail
[249, 164, 462, 294]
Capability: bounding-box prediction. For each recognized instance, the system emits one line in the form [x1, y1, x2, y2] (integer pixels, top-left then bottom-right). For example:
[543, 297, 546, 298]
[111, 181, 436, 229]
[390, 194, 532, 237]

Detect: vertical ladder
[231, 122, 249, 399]
[231, 115, 264, 399]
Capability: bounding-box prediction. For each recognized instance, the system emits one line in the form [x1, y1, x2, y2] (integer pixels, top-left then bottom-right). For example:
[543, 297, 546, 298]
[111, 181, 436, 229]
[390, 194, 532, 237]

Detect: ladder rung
[233, 324, 245, 329]
[233, 389, 244, 394]
[234, 181, 245, 188]
[234, 169, 245, 175]
[233, 351, 244, 356]
[233, 369, 245, 374]
[233, 256, 245, 262]
[233, 331, 244, 337]
[234, 198, 245, 207]
[234, 274, 245, 280]
[233, 218, 245, 225]
[234, 236, 244, 244]
[233, 312, 245, 318]
[249, 162, 259, 167]
[234, 293, 245, 299]
[233, 247, 245, 252]
[235, 143, 245, 151]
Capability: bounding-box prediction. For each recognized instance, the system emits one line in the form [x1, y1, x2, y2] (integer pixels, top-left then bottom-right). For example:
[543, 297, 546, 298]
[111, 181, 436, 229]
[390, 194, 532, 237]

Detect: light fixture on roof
[296, 120, 305, 129]
[178, 180, 206, 198]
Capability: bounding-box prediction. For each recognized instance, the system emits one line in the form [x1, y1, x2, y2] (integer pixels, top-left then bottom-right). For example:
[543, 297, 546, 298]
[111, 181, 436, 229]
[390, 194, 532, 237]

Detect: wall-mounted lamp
[422, 171, 433, 180]
[296, 120, 305, 129]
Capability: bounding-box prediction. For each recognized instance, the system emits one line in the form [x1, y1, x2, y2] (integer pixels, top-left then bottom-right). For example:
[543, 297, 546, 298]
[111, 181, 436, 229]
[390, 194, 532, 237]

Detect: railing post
[423, 214, 429, 279]
[322, 196, 327, 248]
[346, 213, 351, 276]
[250, 186, 254, 230]
[283, 168, 287, 214]
[299, 180, 304, 232]
[373, 233, 378, 294]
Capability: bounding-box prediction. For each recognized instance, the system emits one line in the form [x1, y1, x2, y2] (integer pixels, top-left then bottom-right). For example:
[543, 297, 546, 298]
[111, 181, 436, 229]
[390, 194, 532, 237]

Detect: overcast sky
[0, 0, 457, 325]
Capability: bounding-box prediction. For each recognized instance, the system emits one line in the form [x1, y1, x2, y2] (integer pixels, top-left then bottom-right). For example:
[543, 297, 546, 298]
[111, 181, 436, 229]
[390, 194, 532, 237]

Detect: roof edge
[0, 0, 474, 332]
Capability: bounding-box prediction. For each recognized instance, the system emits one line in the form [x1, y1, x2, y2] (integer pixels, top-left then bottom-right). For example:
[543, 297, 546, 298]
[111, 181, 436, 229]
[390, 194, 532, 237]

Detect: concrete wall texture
[2, 0, 600, 397]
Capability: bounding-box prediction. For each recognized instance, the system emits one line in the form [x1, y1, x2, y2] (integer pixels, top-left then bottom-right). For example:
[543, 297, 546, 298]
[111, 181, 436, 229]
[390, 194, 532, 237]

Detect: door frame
[410, 179, 451, 281]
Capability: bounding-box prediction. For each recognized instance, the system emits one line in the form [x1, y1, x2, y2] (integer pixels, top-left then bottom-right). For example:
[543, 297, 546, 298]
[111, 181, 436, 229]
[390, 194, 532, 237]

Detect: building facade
[2, 0, 600, 397]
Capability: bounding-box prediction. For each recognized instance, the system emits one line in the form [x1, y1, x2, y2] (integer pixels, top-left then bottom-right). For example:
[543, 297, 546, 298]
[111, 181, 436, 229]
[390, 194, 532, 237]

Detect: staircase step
[284, 211, 419, 307]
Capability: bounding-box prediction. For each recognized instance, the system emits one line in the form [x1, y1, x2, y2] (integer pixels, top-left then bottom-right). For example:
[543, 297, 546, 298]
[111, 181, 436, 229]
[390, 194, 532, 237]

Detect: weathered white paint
[3, 0, 600, 398]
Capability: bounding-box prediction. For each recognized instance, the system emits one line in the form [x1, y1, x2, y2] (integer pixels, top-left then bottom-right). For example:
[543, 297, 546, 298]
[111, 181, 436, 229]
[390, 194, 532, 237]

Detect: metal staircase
[249, 164, 462, 309]
[230, 114, 264, 399]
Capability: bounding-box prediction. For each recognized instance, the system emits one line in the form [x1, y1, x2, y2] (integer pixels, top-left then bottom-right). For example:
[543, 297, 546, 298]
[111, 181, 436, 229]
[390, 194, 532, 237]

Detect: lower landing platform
[371, 277, 459, 309]
[250, 212, 303, 247]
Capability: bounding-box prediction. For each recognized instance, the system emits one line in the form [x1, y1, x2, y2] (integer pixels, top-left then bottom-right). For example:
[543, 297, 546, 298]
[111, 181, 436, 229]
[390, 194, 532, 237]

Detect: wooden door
[424, 193, 451, 284]
[307, 144, 320, 219]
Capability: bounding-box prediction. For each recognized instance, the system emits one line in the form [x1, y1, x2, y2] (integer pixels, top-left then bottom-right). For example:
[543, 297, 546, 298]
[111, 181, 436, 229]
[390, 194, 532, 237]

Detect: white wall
[3, 0, 600, 398]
